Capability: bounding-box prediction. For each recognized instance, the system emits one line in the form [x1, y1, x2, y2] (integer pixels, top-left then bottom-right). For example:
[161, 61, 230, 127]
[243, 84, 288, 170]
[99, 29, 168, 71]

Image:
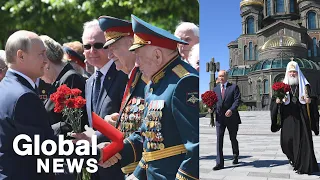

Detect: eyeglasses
[83, 43, 105, 50]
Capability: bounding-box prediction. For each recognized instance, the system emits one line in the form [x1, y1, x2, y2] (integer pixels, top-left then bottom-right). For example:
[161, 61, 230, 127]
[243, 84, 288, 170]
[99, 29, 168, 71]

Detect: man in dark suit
[0, 30, 102, 180]
[211, 70, 241, 170]
[82, 19, 127, 180]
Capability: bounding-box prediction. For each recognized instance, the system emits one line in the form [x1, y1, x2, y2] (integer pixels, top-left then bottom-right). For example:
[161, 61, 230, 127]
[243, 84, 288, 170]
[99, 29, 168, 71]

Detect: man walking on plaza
[210, 70, 241, 170]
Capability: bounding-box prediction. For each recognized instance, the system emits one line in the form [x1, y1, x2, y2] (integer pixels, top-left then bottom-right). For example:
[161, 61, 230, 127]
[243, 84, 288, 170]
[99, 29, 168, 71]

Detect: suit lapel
[8, 71, 36, 93]
[96, 63, 117, 114]
[86, 76, 94, 126]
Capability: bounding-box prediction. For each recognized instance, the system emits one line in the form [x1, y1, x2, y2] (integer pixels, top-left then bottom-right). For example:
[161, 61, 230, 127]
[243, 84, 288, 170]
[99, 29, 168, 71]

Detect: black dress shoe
[213, 165, 224, 171]
[232, 157, 239, 164]
[289, 160, 294, 167]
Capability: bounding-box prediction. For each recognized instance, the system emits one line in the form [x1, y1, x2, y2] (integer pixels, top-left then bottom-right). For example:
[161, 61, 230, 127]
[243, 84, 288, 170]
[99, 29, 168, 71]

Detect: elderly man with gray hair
[174, 22, 199, 61]
[0, 50, 7, 81]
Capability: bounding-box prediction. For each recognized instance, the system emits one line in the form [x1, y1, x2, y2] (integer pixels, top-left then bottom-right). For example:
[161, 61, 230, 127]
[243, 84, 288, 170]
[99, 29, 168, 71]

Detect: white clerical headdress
[283, 60, 309, 105]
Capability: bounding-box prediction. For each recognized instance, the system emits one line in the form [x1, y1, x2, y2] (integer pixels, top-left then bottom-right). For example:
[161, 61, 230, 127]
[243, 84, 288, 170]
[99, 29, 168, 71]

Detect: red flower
[65, 98, 76, 108]
[74, 96, 86, 109]
[57, 84, 72, 96]
[71, 89, 82, 96]
[272, 82, 290, 93]
[272, 82, 291, 100]
[54, 104, 64, 113]
[284, 84, 291, 93]
[201, 90, 218, 108]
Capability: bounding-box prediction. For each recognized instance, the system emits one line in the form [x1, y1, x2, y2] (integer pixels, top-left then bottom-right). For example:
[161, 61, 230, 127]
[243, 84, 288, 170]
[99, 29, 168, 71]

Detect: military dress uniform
[123, 15, 199, 180]
[37, 78, 52, 102]
[98, 16, 147, 175]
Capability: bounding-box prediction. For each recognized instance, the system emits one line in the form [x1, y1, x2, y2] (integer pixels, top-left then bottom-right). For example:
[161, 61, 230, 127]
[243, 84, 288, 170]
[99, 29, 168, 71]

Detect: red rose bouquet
[272, 82, 291, 126]
[272, 82, 291, 100]
[50, 84, 89, 180]
[201, 90, 218, 127]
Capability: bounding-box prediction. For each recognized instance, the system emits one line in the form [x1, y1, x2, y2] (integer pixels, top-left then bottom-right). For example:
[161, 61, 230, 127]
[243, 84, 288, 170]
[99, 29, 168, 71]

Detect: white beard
[288, 76, 299, 85]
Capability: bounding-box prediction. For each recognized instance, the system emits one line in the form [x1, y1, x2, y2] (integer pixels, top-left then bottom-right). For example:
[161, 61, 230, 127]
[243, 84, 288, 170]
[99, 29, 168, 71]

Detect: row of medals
[143, 100, 165, 150]
[120, 97, 145, 138]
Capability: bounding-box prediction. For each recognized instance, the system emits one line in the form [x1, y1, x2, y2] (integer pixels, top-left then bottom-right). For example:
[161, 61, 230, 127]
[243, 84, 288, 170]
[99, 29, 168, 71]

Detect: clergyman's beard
[288, 76, 299, 85]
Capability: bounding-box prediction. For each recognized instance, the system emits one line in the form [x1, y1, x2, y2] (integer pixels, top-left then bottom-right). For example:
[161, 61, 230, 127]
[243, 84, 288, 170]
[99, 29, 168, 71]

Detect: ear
[16, 49, 24, 62]
[154, 49, 163, 66]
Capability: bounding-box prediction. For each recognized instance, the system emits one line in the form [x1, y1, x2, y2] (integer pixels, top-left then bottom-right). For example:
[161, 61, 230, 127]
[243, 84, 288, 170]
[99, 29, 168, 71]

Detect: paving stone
[200, 111, 320, 180]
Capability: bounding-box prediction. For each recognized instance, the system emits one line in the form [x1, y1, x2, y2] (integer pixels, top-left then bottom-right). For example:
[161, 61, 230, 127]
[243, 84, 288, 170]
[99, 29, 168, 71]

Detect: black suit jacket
[44, 63, 88, 135]
[214, 82, 241, 125]
[85, 62, 127, 180]
[0, 71, 57, 180]
[0, 70, 100, 180]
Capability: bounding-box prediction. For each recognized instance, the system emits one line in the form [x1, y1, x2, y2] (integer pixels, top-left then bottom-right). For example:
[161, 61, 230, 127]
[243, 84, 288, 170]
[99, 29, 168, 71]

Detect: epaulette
[172, 64, 190, 79]
[151, 54, 178, 84]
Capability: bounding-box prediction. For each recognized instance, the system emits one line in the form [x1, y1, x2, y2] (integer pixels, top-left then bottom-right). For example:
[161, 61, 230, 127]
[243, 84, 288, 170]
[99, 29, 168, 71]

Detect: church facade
[227, 0, 320, 110]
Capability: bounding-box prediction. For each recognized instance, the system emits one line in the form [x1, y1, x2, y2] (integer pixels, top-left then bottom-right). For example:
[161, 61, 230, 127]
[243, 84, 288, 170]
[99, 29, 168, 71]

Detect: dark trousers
[216, 121, 239, 166]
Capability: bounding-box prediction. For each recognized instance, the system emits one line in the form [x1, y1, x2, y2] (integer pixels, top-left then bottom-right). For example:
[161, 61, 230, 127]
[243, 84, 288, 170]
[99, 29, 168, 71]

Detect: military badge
[186, 92, 199, 106]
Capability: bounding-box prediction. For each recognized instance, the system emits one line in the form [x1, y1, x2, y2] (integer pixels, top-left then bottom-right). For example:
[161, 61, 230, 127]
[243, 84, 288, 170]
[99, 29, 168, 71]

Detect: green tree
[0, 0, 199, 49]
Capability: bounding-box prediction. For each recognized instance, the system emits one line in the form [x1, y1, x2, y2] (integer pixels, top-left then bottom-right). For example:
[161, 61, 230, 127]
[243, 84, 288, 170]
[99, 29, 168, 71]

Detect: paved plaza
[200, 111, 320, 180]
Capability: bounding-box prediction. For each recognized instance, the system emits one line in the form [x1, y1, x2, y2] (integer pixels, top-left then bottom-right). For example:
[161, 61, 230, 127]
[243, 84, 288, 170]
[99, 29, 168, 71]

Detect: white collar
[95, 59, 114, 76]
[8, 68, 36, 89]
[221, 82, 228, 88]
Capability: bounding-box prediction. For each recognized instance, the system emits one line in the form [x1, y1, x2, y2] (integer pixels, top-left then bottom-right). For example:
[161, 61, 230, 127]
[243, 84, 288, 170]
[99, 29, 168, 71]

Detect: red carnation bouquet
[50, 85, 89, 180]
[272, 82, 291, 126]
[201, 90, 218, 127]
[50, 84, 86, 133]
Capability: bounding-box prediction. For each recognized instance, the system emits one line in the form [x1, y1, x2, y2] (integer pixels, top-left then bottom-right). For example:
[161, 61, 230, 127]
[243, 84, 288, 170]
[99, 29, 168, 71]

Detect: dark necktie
[34, 84, 39, 95]
[93, 71, 103, 111]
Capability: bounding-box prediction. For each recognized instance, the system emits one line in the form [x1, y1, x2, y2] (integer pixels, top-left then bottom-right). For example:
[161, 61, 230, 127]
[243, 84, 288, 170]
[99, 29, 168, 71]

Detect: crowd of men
[0, 15, 199, 180]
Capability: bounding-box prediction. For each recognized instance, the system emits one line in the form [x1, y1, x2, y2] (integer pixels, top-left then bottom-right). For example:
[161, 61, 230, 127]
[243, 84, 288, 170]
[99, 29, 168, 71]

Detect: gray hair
[189, 43, 199, 60]
[82, 19, 101, 40]
[174, 22, 199, 37]
[40, 35, 64, 64]
[5, 30, 35, 64]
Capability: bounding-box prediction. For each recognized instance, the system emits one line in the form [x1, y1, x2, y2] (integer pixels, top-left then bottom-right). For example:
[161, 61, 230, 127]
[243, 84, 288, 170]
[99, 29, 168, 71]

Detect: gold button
[42, 90, 46, 94]
[108, 76, 111, 80]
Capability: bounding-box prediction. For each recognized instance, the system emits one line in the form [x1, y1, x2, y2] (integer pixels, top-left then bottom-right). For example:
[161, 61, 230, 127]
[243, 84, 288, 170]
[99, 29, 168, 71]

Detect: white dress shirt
[95, 59, 114, 89]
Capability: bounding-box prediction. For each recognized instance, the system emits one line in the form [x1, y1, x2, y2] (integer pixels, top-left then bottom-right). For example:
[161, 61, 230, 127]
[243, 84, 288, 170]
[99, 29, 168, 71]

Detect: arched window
[290, 0, 295, 13]
[266, 0, 271, 16]
[275, 0, 285, 13]
[247, 17, 255, 34]
[313, 37, 317, 57]
[255, 45, 258, 60]
[307, 11, 317, 29]
[244, 45, 248, 60]
[264, 80, 269, 94]
[249, 42, 253, 60]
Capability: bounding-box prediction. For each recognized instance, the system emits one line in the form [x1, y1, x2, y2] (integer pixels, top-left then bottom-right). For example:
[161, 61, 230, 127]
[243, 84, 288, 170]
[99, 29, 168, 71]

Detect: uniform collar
[8, 68, 36, 89]
[151, 54, 179, 84]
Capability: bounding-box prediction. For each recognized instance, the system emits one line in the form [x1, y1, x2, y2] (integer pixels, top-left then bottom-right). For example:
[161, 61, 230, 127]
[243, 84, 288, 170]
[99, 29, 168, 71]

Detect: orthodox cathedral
[227, 0, 320, 109]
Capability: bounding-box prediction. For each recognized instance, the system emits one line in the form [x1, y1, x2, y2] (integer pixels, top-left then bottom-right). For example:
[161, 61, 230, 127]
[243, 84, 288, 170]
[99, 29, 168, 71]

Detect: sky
[199, 0, 242, 96]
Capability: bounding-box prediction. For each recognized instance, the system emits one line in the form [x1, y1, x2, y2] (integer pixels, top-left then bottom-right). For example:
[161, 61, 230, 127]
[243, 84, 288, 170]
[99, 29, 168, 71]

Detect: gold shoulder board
[172, 64, 190, 78]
